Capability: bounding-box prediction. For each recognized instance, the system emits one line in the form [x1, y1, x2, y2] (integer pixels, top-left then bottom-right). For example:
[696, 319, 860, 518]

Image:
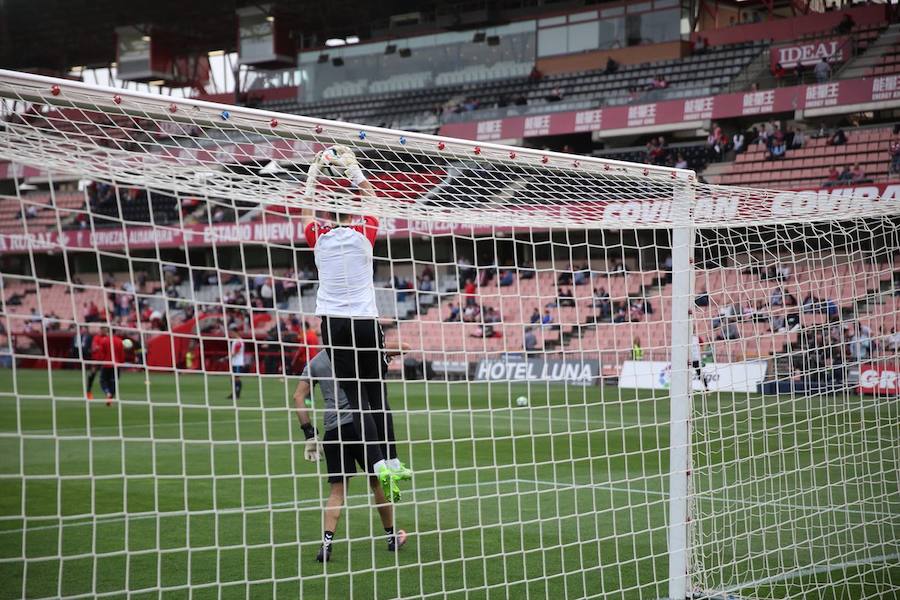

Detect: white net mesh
[0, 70, 897, 599]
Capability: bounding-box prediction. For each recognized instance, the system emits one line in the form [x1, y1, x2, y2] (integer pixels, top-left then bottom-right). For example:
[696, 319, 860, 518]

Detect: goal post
[0, 69, 897, 600]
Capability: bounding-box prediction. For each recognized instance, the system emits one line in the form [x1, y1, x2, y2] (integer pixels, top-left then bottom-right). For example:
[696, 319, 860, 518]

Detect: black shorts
[323, 423, 368, 483]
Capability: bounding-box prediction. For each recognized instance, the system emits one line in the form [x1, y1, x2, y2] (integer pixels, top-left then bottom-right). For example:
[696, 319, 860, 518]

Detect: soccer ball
[319, 146, 346, 178]
[122, 339, 134, 350]
[515, 396, 528, 407]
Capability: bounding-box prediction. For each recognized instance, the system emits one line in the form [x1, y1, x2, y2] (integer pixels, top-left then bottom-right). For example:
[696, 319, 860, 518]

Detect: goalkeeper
[294, 349, 408, 563]
[300, 145, 410, 503]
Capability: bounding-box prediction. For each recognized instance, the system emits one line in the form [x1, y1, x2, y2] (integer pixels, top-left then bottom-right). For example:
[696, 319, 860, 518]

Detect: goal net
[0, 70, 896, 599]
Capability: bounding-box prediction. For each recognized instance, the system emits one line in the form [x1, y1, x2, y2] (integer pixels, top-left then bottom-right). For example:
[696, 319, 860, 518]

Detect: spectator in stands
[716, 318, 740, 341]
[519, 260, 535, 279]
[708, 123, 722, 148]
[498, 269, 514, 287]
[419, 273, 434, 292]
[675, 153, 689, 169]
[546, 88, 564, 102]
[602, 57, 619, 75]
[524, 327, 539, 355]
[695, 287, 710, 307]
[787, 63, 804, 87]
[573, 264, 590, 286]
[648, 137, 667, 165]
[557, 287, 576, 308]
[457, 256, 476, 284]
[528, 66, 543, 83]
[462, 278, 477, 306]
[767, 138, 786, 160]
[611, 260, 626, 275]
[756, 125, 770, 148]
[541, 309, 554, 329]
[83, 301, 100, 322]
[557, 269, 573, 286]
[530, 308, 541, 324]
[838, 165, 853, 184]
[771, 62, 787, 86]
[770, 286, 785, 307]
[835, 13, 855, 35]
[814, 58, 831, 83]
[802, 292, 821, 313]
[887, 328, 900, 352]
[732, 131, 746, 155]
[19, 205, 38, 220]
[849, 324, 872, 360]
[693, 36, 708, 55]
[889, 137, 900, 174]
[463, 303, 481, 323]
[650, 76, 668, 90]
[824, 165, 841, 187]
[592, 288, 611, 318]
[828, 128, 847, 146]
[850, 163, 871, 184]
[790, 128, 805, 149]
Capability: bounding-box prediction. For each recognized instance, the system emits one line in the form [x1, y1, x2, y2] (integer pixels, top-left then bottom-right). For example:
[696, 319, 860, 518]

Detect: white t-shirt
[230, 338, 246, 367]
[305, 217, 379, 318]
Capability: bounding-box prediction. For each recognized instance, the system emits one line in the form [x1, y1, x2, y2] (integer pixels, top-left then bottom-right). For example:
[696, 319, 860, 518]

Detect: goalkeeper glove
[304, 437, 322, 462]
[301, 422, 321, 462]
[322, 145, 367, 187]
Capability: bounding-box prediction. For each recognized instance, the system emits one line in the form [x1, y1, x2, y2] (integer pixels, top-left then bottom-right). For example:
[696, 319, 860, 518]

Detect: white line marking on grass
[0, 477, 652, 536]
[3, 407, 644, 437]
[6, 476, 891, 538]
[522, 478, 897, 519]
[724, 552, 900, 592]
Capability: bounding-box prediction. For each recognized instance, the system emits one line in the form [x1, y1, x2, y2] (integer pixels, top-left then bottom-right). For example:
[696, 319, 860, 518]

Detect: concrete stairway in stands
[840, 22, 900, 79]
[699, 159, 734, 185]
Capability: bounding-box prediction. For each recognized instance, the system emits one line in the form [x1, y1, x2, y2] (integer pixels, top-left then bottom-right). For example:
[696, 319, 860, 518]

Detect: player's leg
[229, 365, 243, 400]
[85, 366, 98, 399]
[320, 316, 387, 467]
[368, 475, 407, 552]
[99, 367, 115, 405]
[318, 481, 344, 563]
[318, 423, 361, 562]
[693, 361, 708, 390]
[353, 319, 412, 480]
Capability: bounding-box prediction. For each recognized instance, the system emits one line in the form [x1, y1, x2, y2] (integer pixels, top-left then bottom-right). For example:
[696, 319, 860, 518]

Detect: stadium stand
[712, 125, 894, 189]
[266, 41, 766, 129]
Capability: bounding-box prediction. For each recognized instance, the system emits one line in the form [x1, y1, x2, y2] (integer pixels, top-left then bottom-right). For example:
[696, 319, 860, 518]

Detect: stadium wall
[695, 3, 888, 47]
[535, 41, 690, 75]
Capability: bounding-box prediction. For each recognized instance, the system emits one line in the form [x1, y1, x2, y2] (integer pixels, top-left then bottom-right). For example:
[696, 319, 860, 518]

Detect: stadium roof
[0, 0, 580, 74]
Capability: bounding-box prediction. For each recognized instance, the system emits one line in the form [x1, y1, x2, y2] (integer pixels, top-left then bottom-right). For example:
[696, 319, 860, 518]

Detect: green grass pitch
[0, 368, 896, 599]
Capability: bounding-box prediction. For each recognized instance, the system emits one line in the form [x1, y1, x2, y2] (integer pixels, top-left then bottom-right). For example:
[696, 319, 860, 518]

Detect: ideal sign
[771, 37, 849, 69]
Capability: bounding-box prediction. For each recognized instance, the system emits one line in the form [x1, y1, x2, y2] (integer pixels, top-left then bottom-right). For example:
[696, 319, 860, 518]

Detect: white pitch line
[2, 476, 894, 537]
[0, 476, 672, 536]
[1, 407, 644, 437]
[725, 551, 900, 591]
[524, 478, 897, 519]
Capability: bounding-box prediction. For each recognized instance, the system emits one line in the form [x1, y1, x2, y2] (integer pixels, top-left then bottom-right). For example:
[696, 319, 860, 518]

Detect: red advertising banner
[439, 77, 900, 141]
[770, 37, 850, 69]
[0, 216, 522, 254]
[2, 182, 898, 254]
[859, 363, 900, 395]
